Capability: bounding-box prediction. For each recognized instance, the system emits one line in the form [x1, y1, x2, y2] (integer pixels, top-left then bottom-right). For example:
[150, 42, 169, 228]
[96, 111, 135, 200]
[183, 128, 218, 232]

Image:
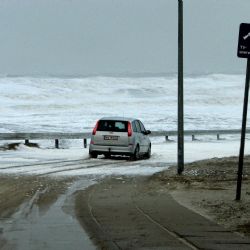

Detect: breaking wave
[0, 74, 246, 133]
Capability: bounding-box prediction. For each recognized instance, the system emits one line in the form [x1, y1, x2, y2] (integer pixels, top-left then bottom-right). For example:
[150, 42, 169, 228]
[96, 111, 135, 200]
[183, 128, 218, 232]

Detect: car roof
[99, 117, 137, 122]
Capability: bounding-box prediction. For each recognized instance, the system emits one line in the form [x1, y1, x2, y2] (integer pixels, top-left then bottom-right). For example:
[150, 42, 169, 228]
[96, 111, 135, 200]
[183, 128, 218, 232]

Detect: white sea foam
[0, 74, 246, 134]
[0, 74, 248, 176]
[0, 139, 246, 177]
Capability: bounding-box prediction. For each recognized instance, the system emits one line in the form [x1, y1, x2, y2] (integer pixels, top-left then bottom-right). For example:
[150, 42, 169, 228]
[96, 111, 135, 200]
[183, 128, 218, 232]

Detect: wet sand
[0, 176, 97, 250]
[0, 176, 71, 219]
[0, 176, 72, 249]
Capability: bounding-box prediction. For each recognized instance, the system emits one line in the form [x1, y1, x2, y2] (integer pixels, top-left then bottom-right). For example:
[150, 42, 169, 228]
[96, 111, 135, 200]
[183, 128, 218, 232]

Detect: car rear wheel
[104, 153, 111, 159]
[131, 145, 140, 161]
[89, 152, 98, 159]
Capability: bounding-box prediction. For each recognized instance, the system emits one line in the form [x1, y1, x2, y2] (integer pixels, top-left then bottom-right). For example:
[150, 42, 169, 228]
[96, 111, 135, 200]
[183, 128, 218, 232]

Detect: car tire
[104, 153, 111, 159]
[145, 145, 151, 159]
[131, 145, 140, 161]
[89, 152, 98, 159]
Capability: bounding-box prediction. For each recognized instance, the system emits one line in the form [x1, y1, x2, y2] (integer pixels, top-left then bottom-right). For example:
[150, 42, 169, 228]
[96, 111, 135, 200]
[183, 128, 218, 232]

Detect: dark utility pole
[178, 0, 184, 174]
[236, 58, 250, 200]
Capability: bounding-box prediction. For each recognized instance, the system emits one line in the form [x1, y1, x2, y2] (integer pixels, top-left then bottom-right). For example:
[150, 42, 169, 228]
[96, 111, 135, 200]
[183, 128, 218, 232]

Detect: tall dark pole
[178, 0, 184, 174]
[236, 58, 250, 200]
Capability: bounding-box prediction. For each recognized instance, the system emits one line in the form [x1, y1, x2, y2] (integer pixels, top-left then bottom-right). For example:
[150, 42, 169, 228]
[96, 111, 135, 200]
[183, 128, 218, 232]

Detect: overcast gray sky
[0, 0, 249, 76]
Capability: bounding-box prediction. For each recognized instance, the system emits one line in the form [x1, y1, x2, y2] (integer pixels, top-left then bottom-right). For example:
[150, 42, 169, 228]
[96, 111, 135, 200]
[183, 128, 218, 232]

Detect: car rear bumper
[89, 144, 134, 155]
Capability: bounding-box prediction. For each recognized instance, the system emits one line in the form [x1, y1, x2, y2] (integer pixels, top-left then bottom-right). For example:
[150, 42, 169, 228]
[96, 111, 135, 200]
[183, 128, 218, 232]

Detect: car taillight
[128, 122, 132, 137]
[92, 120, 99, 135]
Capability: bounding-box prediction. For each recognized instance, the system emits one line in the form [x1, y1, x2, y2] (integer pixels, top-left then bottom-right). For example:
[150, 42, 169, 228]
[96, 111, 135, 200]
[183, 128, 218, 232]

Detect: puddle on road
[0, 179, 97, 250]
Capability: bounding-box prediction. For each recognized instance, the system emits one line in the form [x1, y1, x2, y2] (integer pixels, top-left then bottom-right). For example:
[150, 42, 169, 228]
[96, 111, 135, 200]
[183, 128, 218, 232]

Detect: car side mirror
[143, 130, 151, 135]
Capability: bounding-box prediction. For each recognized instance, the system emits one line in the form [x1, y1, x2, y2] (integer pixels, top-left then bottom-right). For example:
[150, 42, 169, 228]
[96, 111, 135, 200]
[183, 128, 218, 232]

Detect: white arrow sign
[243, 32, 250, 40]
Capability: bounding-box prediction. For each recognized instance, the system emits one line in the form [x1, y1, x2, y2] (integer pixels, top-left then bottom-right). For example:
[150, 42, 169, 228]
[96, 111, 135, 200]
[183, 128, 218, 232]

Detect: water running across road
[0, 179, 97, 250]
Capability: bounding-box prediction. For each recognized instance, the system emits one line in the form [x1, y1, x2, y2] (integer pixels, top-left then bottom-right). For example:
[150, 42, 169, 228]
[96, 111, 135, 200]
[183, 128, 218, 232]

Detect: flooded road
[0, 178, 97, 250]
[0, 156, 168, 177]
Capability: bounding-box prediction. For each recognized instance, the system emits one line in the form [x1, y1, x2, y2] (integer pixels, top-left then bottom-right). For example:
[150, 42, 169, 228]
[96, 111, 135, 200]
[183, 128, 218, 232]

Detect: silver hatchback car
[89, 117, 151, 160]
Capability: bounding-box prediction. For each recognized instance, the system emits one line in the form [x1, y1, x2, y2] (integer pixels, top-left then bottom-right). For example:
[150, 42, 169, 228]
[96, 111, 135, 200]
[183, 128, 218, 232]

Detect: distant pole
[55, 139, 59, 149]
[84, 138, 87, 148]
[236, 58, 250, 200]
[177, 0, 184, 174]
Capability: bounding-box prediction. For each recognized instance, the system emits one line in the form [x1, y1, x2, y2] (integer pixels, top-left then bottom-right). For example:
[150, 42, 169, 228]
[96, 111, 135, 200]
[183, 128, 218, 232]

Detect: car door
[134, 120, 145, 153]
[138, 120, 150, 153]
[134, 120, 144, 152]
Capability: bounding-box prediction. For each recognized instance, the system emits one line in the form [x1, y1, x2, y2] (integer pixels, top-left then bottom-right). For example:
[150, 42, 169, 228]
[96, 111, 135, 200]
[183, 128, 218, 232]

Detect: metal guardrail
[0, 129, 248, 148]
[151, 129, 250, 140]
[0, 132, 91, 140]
[0, 132, 91, 149]
[151, 129, 249, 137]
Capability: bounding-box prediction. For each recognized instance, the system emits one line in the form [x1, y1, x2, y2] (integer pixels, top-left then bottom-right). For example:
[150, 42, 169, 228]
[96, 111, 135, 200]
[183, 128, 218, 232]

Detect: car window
[138, 120, 146, 133]
[132, 121, 138, 132]
[97, 120, 128, 132]
[135, 120, 141, 133]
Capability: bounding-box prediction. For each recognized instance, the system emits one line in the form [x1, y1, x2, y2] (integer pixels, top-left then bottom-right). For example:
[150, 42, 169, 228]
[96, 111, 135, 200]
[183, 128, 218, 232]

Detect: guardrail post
[84, 138, 87, 148]
[217, 134, 220, 140]
[25, 139, 29, 145]
[55, 139, 59, 149]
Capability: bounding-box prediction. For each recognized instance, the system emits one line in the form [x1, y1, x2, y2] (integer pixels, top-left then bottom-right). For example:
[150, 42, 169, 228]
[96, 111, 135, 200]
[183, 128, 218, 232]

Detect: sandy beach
[151, 155, 250, 237]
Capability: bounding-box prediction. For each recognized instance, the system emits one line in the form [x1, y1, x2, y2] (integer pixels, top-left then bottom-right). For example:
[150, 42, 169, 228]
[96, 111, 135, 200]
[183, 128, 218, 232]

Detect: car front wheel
[145, 145, 151, 159]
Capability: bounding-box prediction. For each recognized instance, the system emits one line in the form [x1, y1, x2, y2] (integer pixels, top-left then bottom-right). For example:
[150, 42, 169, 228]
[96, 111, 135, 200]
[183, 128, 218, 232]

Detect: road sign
[236, 23, 250, 200]
[238, 23, 250, 58]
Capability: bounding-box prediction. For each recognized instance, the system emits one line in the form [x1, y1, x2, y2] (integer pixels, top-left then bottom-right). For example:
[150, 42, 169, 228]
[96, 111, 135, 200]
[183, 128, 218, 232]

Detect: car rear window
[97, 120, 128, 132]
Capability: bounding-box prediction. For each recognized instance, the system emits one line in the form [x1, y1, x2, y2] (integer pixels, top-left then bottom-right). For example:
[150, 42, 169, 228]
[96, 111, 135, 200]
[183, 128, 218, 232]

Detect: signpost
[236, 23, 250, 200]
[238, 23, 250, 58]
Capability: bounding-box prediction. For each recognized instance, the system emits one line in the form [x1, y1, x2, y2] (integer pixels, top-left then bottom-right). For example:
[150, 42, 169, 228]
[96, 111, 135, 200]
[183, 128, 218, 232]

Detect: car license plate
[104, 135, 118, 140]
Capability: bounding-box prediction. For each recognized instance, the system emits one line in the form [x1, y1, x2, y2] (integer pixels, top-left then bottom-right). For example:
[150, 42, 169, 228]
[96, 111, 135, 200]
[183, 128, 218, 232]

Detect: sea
[0, 74, 247, 133]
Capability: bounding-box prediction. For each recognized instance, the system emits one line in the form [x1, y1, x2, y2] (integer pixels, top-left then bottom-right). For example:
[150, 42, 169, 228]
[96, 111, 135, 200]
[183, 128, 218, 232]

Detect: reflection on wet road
[0, 179, 96, 250]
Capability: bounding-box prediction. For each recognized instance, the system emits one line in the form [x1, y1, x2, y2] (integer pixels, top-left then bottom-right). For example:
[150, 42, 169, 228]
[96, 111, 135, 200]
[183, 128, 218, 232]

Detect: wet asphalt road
[0, 158, 168, 250]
